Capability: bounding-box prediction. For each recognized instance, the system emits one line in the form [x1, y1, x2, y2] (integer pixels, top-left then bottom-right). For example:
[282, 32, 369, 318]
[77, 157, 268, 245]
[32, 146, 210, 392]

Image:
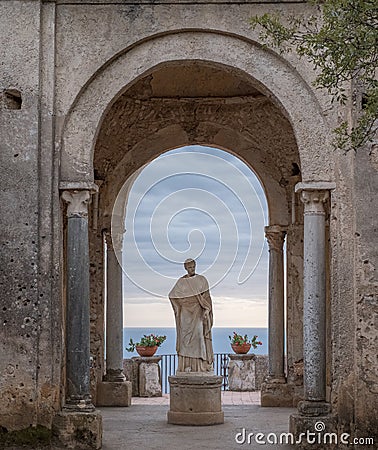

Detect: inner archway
[87, 59, 305, 411]
[116, 144, 270, 395]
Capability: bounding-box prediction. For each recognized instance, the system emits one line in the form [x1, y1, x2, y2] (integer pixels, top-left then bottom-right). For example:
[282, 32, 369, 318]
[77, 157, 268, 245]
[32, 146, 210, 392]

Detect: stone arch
[101, 126, 290, 229]
[60, 30, 334, 184]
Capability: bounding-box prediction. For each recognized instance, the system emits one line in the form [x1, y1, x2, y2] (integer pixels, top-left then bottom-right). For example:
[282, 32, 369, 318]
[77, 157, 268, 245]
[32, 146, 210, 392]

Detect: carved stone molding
[61, 190, 91, 218]
[264, 226, 286, 252]
[300, 190, 329, 216]
[294, 181, 335, 217]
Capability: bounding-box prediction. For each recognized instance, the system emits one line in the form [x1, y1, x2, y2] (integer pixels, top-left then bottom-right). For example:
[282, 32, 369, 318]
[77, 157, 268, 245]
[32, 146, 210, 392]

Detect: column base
[298, 400, 331, 416]
[168, 373, 224, 425]
[103, 368, 126, 382]
[63, 397, 95, 413]
[261, 380, 303, 407]
[52, 409, 102, 449]
[289, 412, 337, 450]
[96, 381, 132, 406]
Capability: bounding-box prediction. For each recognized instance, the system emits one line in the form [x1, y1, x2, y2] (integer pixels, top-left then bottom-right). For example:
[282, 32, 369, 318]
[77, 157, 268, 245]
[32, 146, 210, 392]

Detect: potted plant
[126, 333, 167, 357]
[229, 332, 262, 354]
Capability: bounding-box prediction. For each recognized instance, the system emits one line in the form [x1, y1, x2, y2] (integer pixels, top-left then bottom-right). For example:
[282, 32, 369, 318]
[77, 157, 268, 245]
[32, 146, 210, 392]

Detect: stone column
[290, 182, 336, 441]
[52, 187, 102, 449]
[61, 190, 94, 411]
[265, 225, 286, 383]
[298, 187, 330, 408]
[104, 231, 125, 382]
[97, 230, 131, 407]
[261, 226, 292, 407]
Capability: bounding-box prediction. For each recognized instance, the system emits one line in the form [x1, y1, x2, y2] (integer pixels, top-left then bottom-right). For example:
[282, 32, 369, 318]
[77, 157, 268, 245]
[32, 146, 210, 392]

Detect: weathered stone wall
[1, 0, 376, 442]
[254, 355, 269, 391]
[55, 1, 334, 184]
[0, 1, 61, 433]
[88, 217, 105, 405]
[353, 144, 378, 437]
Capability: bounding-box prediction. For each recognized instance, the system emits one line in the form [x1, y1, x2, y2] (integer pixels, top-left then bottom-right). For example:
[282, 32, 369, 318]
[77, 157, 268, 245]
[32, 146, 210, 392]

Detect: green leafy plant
[250, 0, 378, 150]
[229, 332, 263, 349]
[126, 334, 167, 352]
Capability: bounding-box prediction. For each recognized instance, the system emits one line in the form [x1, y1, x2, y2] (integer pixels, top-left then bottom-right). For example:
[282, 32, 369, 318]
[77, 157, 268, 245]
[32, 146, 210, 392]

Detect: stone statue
[169, 259, 214, 373]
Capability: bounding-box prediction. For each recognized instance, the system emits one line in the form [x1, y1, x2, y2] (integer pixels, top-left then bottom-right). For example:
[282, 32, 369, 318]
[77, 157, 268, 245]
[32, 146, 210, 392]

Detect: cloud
[119, 145, 269, 326]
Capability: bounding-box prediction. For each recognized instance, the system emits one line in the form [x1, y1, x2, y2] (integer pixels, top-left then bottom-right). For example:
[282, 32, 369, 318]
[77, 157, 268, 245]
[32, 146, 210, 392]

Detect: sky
[115, 145, 269, 327]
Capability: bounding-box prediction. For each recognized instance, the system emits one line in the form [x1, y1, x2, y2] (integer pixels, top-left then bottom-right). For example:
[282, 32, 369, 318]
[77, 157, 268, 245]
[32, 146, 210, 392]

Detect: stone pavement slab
[100, 403, 295, 450]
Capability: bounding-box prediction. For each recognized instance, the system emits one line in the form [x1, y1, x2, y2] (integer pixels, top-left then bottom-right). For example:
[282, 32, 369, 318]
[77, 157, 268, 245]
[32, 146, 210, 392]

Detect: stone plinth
[139, 360, 162, 397]
[261, 380, 295, 407]
[52, 410, 102, 449]
[168, 374, 224, 425]
[96, 381, 132, 406]
[123, 356, 162, 397]
[289, 413, 336, 450]
[228, 354, 256, 391]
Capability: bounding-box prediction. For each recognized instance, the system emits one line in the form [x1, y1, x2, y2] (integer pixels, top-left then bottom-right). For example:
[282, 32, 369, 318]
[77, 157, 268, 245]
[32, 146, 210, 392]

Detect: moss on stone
[0, 425, 51, 448]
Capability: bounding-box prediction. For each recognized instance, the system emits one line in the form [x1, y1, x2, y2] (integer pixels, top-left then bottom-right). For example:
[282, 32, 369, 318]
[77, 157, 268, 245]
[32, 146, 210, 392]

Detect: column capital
[264, 226, 286, 251]
[61, 190, 91, 218]
[299, 190, 329, 215]
[295, 181, 335, 216]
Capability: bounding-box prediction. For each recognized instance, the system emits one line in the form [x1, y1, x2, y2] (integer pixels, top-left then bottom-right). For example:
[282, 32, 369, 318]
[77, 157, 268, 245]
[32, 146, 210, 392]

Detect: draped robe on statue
[169, 274, 214, 373]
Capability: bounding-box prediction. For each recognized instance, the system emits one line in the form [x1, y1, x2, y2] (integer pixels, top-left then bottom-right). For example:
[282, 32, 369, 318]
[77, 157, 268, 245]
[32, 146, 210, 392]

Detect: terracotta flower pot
[136, 345, 158, 357]
[231, 343, 252, 354]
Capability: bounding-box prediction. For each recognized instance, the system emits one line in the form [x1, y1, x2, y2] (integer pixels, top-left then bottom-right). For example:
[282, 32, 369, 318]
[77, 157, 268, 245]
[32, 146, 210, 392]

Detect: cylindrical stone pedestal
[228, 354, 256, 391]
[168, 374, 224, 425]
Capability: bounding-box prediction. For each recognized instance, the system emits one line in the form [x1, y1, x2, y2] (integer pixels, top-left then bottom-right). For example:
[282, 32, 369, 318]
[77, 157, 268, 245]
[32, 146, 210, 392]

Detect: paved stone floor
[100, 392, 295, 450]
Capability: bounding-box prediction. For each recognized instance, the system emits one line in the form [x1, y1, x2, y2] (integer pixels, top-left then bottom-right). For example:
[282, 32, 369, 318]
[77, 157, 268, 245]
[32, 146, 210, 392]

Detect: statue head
[184, 258, 196, 277]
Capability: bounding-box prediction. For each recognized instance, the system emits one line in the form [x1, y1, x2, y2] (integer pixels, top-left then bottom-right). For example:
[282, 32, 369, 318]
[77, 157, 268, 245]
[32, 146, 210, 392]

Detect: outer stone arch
[60, 30, 334, 183]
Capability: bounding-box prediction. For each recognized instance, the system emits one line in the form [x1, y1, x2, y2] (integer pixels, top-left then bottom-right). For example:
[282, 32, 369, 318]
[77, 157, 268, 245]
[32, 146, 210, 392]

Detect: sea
[123, 327, 268, 358]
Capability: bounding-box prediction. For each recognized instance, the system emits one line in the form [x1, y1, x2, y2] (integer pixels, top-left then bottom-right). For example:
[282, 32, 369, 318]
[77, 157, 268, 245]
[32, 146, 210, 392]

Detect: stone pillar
[52, 187, 102, 450]
[97, 230, 132, 407]
[290, 182, 336, 446]
[62, 190, 94, 411]
[301, 189, 328, 404]
[261, 226, 293, 406]
[265, 225, 286, 382]
[104, 231, 125, 382]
